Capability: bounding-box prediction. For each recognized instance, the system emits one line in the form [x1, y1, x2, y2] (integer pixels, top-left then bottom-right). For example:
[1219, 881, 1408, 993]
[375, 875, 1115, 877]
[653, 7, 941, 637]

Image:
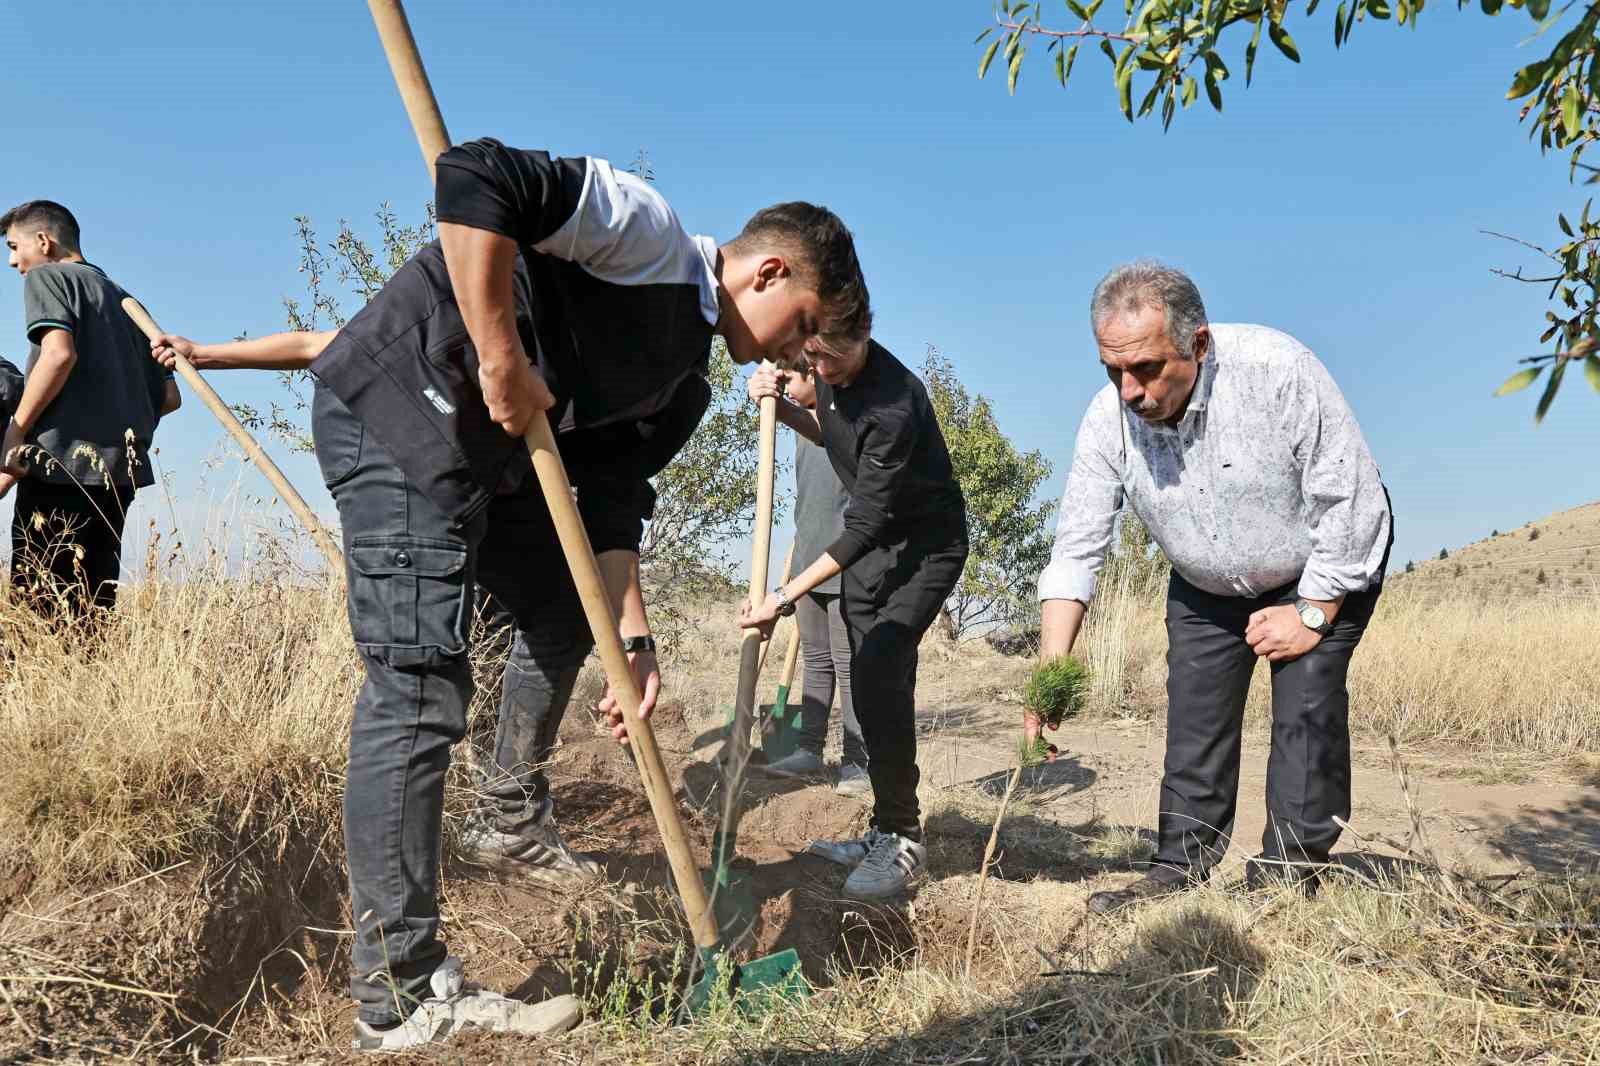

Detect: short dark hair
[0, 200, 81, 252]
[728, 202, 871, 341]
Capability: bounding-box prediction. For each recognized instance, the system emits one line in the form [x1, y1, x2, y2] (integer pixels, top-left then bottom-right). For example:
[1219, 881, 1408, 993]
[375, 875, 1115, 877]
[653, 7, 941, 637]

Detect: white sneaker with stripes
[841, 830, 926, 900]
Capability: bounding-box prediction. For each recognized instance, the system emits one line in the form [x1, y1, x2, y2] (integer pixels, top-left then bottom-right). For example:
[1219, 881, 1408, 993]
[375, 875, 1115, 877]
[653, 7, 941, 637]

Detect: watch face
[1299, 603, 1326, 630]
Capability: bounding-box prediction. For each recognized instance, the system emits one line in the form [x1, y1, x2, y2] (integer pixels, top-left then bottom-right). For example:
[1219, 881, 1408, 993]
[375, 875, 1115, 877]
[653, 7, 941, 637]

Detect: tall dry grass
[0, 549, 355, 886]
[1074, 571, 1600, 753]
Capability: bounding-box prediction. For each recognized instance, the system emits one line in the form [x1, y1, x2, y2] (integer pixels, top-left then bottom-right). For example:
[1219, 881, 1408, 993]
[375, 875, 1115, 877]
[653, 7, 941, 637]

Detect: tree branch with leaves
[974, 0, 1600, 420]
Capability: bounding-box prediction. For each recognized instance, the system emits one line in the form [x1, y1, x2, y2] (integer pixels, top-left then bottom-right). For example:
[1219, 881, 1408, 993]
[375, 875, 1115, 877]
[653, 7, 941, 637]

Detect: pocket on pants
[346, 538, 470, 668]
[312, 384, 364, 489]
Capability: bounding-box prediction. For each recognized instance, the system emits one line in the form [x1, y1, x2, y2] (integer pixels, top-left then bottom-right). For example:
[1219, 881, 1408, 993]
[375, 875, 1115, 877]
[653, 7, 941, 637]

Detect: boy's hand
[150, 334, 195, 370]
[599, 648, 660, 745]
[746, 364, 787, 406]
[737, 593, 782, 639]
[0, 421, 28, 477]
[478, 355, 554, 437]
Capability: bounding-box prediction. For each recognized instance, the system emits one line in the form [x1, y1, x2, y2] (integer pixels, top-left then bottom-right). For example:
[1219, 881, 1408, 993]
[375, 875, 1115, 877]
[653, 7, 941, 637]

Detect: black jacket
[310, 138, 721, 527]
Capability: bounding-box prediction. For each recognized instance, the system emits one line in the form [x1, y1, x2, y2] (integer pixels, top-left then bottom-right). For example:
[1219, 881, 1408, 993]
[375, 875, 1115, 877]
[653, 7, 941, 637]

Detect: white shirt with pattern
[1038, 323, 1391, 604]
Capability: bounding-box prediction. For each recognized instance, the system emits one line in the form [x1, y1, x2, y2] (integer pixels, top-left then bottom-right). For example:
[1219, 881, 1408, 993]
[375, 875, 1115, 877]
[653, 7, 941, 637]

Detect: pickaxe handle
[365, 0, 719, 952]
[121, 296, 345, 575]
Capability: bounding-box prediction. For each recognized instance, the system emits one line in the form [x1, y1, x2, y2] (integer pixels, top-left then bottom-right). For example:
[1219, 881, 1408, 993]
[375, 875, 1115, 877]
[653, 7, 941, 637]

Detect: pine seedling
[1024, 655, 1090, 730]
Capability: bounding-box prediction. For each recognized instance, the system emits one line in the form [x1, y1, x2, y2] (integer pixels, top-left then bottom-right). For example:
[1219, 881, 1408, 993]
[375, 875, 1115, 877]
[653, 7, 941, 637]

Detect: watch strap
[620, 634, 656, 653]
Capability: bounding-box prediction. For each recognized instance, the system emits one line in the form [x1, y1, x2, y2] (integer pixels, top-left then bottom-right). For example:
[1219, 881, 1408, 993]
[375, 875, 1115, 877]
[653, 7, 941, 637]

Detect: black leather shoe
[1086, 873, 1189, 915]
[1244, 856, 1321, 896]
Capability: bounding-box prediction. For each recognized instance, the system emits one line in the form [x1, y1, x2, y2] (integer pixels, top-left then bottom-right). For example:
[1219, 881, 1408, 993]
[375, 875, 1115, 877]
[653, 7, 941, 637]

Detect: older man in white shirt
[1036, 261, 1392, 915]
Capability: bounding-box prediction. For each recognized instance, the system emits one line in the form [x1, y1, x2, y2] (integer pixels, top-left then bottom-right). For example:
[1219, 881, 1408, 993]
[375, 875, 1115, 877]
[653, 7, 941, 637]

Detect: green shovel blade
[686, 947, 808, 1015]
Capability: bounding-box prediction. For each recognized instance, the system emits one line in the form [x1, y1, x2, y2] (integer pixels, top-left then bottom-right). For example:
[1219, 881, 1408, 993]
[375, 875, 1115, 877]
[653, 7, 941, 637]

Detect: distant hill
[1390, 500, 1600, 601]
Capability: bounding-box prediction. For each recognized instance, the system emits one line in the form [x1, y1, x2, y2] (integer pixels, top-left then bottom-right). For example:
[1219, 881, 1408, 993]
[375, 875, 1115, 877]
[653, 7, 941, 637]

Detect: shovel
[365, 0, 804, 1013]
[704, 389, 776, 955]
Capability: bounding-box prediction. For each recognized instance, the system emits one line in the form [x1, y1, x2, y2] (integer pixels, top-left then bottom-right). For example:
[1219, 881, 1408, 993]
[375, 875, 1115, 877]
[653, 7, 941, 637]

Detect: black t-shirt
[816, 342, 967, 568]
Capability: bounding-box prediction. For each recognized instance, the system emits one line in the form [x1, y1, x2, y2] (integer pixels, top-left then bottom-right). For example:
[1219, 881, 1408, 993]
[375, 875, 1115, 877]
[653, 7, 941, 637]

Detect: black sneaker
[1086, 873, 1189, 915]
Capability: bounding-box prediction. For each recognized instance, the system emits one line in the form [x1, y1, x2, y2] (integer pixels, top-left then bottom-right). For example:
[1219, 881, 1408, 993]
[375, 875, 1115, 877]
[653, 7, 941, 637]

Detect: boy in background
[760, 362, 869, 796]
[2, 200, 179, 618]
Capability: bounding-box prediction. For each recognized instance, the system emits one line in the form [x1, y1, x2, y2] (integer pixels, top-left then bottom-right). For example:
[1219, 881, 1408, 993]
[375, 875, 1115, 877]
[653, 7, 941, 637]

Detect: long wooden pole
[730, 396, 778, 742]
[364, 0, 719, 953]
[121, 296, 344, 574]
[711, 394, 776, 875]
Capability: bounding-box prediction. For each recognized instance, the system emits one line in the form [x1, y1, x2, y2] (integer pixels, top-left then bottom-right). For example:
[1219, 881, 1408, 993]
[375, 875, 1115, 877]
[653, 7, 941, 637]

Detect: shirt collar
[1173, 347, 1219, 430]
[1187, 348, 1218, 414]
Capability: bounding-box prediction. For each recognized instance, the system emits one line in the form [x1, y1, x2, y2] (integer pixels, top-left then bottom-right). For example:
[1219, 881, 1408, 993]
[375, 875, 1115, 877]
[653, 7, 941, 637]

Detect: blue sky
[1, 1, 1590, 577]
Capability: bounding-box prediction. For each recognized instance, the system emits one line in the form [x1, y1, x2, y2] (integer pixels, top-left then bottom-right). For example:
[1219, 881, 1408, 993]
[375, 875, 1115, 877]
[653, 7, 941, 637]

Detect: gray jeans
[313, 385, 591, 1026]
[794, 591, 866, 766]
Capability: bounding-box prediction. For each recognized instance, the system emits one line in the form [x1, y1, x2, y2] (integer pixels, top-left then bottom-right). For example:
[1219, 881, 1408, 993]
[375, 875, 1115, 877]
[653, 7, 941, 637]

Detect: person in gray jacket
[758, 363, 869, 797]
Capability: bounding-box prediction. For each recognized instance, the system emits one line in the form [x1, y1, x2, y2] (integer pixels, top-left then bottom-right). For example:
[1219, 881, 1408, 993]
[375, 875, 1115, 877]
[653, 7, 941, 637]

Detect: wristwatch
[773, 586, 797, 617]
[620, 634, 656, 654]
[1294, 599, 1332, 636]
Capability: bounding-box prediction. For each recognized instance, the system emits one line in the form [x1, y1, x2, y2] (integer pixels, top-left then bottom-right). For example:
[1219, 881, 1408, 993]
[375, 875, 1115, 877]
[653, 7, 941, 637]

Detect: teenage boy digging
[151, 137, 870, 1051]
[739, 332, 968, 900]
[2, 200, 180, 619]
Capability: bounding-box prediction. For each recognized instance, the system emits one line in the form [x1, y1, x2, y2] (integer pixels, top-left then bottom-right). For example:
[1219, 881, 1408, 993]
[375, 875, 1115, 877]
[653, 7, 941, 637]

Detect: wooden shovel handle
[523, 415, 718, 949]
[121, 297, 344, 575]
[729, 396, 778, 740]
[366, 0, 452, 178]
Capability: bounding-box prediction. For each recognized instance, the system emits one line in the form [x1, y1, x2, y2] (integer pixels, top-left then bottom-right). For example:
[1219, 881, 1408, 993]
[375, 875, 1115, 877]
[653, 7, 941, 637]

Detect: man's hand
[0, 471, 16, 500]
[599, 648, 660, 745]
[746, 363, 787, 405]
[1022, 709, 1061, 763]
[478, 354, 555, 437]
[1246, 604, 1322, 662]
[150, 333, 195, 370]
[0, 421, 28, 477]
[737, 593, 782, 639]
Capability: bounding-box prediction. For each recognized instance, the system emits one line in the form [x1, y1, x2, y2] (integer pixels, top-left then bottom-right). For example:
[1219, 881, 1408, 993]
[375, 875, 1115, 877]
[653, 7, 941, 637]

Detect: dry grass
[1, 507, 1598, 1062]
[1069, 570, 1600, 755]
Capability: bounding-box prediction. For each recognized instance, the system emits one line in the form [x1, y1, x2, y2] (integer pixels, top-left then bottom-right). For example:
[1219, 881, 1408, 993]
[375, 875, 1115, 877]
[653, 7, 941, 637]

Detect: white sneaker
[350, 957, 581, 1051]
[458, 798, 603, 886]
[760, 749, 825, 779]
[806, 826, 889, 868]
[842, 831, 926, 900]
[834, 763, 871, 797]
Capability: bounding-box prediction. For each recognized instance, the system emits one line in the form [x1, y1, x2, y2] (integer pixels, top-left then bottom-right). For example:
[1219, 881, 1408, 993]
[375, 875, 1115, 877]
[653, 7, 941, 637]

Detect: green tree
[973, 0, 1600, 420]
[923, 346, 1056, 639]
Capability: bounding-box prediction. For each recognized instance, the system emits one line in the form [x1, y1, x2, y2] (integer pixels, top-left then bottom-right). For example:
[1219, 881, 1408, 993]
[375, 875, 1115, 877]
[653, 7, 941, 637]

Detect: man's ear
[34, 231, 56, 259]
[1192, 324, 1211, 363]
[751, 255, 791, 291]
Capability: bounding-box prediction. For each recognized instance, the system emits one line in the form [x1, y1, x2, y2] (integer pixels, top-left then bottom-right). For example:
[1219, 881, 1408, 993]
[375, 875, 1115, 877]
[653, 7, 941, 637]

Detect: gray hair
[1089, 260, 1208, 360]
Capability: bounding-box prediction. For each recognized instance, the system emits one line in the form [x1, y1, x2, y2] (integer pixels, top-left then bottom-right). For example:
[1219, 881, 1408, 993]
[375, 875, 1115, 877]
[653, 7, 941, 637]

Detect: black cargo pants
[313, 385, 591, 1027]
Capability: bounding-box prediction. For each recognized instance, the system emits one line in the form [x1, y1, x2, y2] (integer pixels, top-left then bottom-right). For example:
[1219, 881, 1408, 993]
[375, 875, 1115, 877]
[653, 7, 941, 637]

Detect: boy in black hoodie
[740, 331, 967, 901]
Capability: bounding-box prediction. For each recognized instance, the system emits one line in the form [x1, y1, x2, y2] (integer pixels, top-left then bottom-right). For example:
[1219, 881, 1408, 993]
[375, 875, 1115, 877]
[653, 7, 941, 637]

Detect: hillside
[1390, 499, 1600, 601]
